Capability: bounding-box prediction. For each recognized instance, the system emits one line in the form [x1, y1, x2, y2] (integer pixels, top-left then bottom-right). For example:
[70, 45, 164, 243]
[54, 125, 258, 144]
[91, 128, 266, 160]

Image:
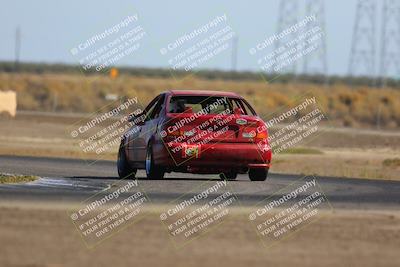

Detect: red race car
[118, 90, 272, 181]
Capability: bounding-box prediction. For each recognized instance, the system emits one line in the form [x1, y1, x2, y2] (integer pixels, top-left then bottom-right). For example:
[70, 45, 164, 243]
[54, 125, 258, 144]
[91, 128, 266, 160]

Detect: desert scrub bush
[280, 147, 324, 155]
[382, 158, 400, 168]
[0, 173, 38, 184]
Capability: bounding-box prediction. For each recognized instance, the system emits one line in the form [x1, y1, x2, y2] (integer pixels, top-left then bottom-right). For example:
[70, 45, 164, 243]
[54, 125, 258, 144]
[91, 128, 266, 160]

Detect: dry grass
[0, 204, 399, 267]
[382, 158, 400, 168]
[1, 72, 400, 128]
[280, 147, 324, 155]
[0, 173, 38, 184]
[272, 149, 400, 181]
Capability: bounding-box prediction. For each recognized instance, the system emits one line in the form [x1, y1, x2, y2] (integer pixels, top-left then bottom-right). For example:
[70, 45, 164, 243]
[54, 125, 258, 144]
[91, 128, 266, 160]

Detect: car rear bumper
[153, 141, 272, 172]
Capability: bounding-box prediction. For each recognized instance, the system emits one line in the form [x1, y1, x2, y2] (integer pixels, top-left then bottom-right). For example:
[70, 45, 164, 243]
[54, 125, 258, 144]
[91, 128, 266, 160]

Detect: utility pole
[14, 26, 21, 72]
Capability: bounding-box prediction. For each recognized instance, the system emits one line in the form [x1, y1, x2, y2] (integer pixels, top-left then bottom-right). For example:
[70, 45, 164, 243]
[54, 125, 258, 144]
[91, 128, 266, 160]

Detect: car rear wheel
[146, 144, 165, 180]
[219, 172, 238, 180]
[249, 168, 268, 181]
[117, 143, 137, 179]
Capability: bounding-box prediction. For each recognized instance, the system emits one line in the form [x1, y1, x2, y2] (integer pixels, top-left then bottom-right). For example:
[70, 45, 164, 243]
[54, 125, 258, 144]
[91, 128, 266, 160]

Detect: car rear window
[168, 95, 256, 115]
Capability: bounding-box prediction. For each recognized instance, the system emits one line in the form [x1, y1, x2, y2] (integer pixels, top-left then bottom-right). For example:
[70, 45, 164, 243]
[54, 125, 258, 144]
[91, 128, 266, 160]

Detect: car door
[127, 95, 160, 164]
[132, 94, 165, 163]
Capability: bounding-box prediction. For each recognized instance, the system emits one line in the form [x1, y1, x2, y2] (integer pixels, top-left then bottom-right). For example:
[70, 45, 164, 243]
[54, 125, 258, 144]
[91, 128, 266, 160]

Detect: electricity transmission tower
[379, 0, 400, 86]
[274, 0, 299, 74]
[303, 0, 328, 76]
[348, 0, 377, 79]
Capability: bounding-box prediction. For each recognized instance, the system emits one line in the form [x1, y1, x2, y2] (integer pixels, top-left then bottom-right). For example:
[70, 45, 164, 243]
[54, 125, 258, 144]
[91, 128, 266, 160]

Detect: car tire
[117, 143, 137, 179]
[219, 172, 238, 180]
[146, 144, 165, 180]
[249, 168, 268, 181]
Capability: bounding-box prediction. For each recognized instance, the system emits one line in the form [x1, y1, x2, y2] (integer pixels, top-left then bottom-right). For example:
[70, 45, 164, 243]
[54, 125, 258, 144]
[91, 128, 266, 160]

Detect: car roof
[165, 90, 241, 98]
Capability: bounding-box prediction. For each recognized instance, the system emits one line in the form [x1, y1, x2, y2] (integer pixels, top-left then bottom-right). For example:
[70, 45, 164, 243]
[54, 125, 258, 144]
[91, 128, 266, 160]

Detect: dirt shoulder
[1, 114, 399, 181]
[0, 203, 399, 267]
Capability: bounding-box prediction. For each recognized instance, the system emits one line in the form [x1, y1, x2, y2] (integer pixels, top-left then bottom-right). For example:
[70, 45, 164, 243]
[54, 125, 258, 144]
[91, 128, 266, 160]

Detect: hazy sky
[0, 0, 362, 75]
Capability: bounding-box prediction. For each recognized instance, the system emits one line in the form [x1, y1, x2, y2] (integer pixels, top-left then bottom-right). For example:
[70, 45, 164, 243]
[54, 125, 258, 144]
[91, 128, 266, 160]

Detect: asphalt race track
[0, 155, 399, 210]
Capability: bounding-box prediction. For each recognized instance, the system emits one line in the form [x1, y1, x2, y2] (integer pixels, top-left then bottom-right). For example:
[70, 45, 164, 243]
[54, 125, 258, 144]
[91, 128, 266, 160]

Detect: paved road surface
[0, 155, 399, 210]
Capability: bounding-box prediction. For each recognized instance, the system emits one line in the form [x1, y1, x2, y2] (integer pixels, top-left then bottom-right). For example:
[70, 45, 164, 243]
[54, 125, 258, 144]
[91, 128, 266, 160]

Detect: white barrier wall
[0, 91, 17, 117]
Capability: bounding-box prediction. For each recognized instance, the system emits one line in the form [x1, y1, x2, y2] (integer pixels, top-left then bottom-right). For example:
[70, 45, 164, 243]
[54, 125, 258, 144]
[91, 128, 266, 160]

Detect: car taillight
[256, 131, 268, 139]
[167, 129, 182, 136]
[242, 130, 256, 138]
[164, 118, 197, 138]
[255, 122, 269, 140]
[162, 119, 182, 137]
[166, 128, 197, 137]
[183, 129, 196, 137]
[255, 122, 270, 153]
[241, 121, 268, 140]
